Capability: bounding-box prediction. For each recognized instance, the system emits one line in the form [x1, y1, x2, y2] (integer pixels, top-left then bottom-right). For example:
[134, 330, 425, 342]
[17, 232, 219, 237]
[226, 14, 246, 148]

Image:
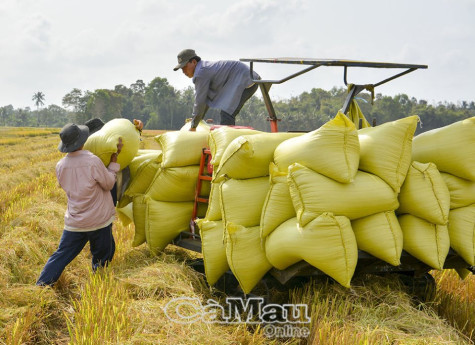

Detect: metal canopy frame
[240, 58, 428, 132]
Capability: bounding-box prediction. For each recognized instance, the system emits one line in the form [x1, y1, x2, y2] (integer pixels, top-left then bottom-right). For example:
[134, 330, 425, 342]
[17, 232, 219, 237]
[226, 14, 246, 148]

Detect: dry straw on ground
[0, 127, 473, 345]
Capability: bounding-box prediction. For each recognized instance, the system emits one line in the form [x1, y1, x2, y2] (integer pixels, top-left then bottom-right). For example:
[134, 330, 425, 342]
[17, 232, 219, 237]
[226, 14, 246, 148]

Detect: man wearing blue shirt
[174, 49, 260, 131]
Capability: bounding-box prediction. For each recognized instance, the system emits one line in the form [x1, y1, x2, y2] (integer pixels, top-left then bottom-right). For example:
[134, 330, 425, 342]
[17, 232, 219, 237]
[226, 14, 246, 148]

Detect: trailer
[172, 58, 474, 298]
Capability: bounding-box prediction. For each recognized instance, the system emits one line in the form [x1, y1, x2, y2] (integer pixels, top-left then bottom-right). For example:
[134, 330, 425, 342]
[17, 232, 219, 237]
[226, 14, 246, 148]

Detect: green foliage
[86, 89, 124, 122]
[2, 80, 475, 132]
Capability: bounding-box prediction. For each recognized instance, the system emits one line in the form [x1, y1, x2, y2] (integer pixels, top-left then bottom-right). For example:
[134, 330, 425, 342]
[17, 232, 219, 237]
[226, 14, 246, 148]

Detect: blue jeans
[36, 224, 115, 286]
[220, 83, 259, 125]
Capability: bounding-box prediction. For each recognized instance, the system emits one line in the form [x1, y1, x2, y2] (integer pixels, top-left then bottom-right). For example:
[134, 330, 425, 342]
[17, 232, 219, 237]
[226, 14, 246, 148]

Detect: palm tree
[32, 91, 45, 127]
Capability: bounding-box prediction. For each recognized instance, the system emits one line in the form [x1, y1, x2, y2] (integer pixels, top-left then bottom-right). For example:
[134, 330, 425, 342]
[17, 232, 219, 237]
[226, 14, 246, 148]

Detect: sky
[1, 0, 474, 110]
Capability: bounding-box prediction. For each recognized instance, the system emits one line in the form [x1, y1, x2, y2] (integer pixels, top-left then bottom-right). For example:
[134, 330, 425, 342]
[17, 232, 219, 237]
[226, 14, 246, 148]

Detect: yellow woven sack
[124, 159, 161, 197]
[274, 112, 359, 183]
[84, 118, 141, 170]
[204, 178, 224, 221]
[132, 195, 148, 247]
[448, 204, 475, 266]
[288, 163, 398, 226]
[216, 132, 302, 179]
[347, 99, 371, 129]
[265, 214, 357, 288]
[441, 173, 475, 209]
[145, 199, 193, 253]
[116, 201, 133, 227]
[412, 117, 475, 181]
[398, 214, 450, 270]
[225, 223, 272, 294]
[180, 119, 211, 132]
[134, 149, 161, 155]
[358, 115, 419, 192]
[196, 219, 229, 286]
[117, 194, 132, 209]
[220, 176, 270, 228]
[397, 161, 450, 225]
[208, 127, 260, 167]
[260, 163, 296, 239]
[129, 150, 162, 178]
[156, 131, 209, 168]
[351, 211, 403, 266]
[455, 268, 471, 280]
[146, 166, 200, 202]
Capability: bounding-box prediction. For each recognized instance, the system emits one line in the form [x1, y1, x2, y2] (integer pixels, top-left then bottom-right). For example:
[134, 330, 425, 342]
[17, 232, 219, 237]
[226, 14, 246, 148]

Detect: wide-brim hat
[173, 49, 197, 71]
[85, 118, 105, 134]
[58, 123, 90, 153]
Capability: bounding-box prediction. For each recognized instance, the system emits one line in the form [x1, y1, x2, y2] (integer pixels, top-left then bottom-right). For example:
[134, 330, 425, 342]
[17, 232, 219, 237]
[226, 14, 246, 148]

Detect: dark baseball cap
[173, 49, 197, 71]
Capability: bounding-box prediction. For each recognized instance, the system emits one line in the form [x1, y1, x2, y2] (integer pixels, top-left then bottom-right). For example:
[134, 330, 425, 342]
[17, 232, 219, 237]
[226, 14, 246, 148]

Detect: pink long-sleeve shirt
[56, 150, 120, 231]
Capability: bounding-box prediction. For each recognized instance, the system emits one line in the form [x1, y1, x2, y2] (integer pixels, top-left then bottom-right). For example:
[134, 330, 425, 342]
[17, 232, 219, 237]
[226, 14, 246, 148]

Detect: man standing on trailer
[173, 49, 260, 131]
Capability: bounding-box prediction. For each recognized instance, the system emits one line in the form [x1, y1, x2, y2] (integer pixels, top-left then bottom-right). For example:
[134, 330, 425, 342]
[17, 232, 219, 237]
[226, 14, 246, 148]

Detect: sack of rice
[397, 161, 450, 225]
[156, 131, 209, 168]
[398, 214, 450, 270]
[440, 173, 475, 209]
[220, 176, 269, 228]
[205, 178, 225, 221]
[288, 163, 398, 227]
[358, 115, 419, 192]
[217, 132, 302, 179]
[146, 166, 200, 202]
[274, 112, 359, 183]
[145, 199, 194, 253]
[84, 118, 141, 170]
[208, 126, 260, 167]
[448, 204, 475, 266]
[132, 195, 148, 247]
[260, 163, 295, 239]
[196, 219, 229, 286]
[129, 150, 162, 178]
[124, 155, 162, 197]
[226, 223, 272, 294]
[351, 211, 403, 266]
[347, 99, 371, 129]
[412, 117, 475, 181]
[116, 201, 133, 227]
[265, 214, 357, 288]
[180, 119, 211, 132]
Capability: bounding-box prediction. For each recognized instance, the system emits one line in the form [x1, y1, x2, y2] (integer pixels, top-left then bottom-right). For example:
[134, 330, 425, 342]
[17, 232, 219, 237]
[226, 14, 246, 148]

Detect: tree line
[1, 77, 474, 134]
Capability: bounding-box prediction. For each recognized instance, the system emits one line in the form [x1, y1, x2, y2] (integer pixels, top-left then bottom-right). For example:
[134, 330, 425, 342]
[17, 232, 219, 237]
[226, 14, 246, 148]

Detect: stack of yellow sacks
[115, 114, 474, 294]
[412, 118, 475, 271]
[198, 112, 419, 293]
[119, 121, 211, 253]
[117, 148, 163, 246]
[264, 114, 420, 289]
[211, 131, 302, 293]
[195, 127, 261, 288]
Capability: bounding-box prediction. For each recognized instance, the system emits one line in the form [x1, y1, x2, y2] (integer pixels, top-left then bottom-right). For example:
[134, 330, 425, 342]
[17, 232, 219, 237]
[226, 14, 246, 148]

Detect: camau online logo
[163, 297, 311, 338]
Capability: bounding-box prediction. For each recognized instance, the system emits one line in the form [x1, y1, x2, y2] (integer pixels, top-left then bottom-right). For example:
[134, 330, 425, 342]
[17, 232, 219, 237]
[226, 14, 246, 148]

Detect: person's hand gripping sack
[133, 119, 143, 132]
[110, 137, 123, 163]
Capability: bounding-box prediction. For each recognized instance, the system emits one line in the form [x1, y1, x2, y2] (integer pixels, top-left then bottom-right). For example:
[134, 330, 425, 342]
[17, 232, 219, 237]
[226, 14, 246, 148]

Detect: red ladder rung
[191, 147, 213, 231]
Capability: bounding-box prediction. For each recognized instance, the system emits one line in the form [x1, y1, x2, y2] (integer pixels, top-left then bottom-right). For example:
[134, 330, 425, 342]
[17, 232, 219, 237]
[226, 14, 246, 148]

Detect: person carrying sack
[36, 123, 122, 286]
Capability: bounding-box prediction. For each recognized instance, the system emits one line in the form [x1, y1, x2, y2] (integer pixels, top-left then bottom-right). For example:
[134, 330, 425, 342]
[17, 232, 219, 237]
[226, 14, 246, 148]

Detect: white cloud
[0, 0, 474, 108]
